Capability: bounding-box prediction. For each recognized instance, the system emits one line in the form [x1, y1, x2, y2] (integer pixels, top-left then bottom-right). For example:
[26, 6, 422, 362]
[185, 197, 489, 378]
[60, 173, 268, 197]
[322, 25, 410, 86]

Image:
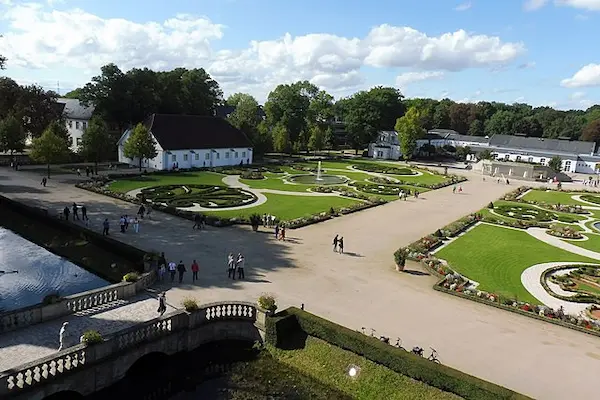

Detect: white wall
[492, 151, 580, 173]
[371, 145, 400, 160]
[574, 161, 598, 174]
[66, 118, 88, 152]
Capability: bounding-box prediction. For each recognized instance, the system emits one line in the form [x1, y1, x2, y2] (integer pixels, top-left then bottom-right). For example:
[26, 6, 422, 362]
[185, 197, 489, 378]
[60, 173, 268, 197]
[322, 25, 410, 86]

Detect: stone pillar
[254, 307, 268, 341]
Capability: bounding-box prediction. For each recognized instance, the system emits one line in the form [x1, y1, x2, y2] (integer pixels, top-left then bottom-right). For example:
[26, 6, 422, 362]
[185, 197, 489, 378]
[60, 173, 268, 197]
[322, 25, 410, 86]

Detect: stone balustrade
[0, 301, 266, 398]
[0, 272, 155, 334]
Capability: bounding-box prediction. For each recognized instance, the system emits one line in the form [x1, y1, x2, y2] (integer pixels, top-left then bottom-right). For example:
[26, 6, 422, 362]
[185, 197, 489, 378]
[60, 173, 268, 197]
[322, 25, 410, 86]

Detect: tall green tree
[433, 101, 451, 129]
[395, 107, 424, 160]
[80, 116, 113, 172]
[63, 88, 83, 99]
[0, 114, 26, 155]
[226, 93, 263, 153]
[271, 122, 291, 153]
[468, 119, 485, 136]
[44, 119, 71, 148]
[15, 85, 63, 138]
[30, 127, 70, 178]
[548, 156, 562, 172]
[581, 120, 600, 144]
[123, 123, 158, 171]
[308, 124, 327, 153]
[0, 35, 6, 69]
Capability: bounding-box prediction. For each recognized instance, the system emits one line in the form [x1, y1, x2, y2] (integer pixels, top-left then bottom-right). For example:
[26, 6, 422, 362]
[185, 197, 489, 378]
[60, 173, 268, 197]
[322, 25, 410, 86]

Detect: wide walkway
[2, 167, 600, 399]
[0, 293, 175, 372]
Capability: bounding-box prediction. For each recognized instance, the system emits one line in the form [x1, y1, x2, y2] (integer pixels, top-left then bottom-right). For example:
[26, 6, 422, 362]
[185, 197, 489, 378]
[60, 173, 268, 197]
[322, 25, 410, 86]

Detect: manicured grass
[268, 336, 461, 400]
[521, 189, 586, 206]
[435, 224, 597, 303]
[563, 233, 600, 253]
[487, 200, 587, 223]
[109, 172, 226, 193]
[575, 281, 600, 295]
[205, 193, 361, 221]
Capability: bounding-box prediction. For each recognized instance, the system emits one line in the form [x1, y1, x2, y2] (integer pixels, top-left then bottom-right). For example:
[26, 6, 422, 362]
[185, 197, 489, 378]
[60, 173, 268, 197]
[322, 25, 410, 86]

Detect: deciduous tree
[0, 35, 6, 69]
[80, 116, 113, 172]
[395, 107, 424, 160]
[478, 149, 493, 160]
[468, 119, 485, 136]
[123, 123, 158, 171]
[271, 122, 290, 153]
[227, 93, 263, 153]
[308, 124, 327, 153]
[0, 114, 26, 155]
[548, 156, 562, 172]
[30, 127, 70, 178]
[581, 120, 600, 144]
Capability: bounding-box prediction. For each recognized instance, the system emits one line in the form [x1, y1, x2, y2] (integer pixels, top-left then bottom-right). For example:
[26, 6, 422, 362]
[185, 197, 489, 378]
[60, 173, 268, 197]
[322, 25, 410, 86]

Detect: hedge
[266, 307, 530, 400]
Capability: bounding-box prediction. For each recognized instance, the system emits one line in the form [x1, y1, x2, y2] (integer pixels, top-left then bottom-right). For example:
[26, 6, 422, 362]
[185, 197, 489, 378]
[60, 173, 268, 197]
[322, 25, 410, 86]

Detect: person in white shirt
[227, 253, 236, 279]
[168, 261, 177, 282]
[236, 253, 245, 280]
[58, 322, 69, 351]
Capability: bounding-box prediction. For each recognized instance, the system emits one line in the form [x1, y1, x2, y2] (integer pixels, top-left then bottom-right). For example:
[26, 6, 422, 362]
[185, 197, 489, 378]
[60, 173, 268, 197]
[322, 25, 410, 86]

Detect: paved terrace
[1, 167, 600, 399]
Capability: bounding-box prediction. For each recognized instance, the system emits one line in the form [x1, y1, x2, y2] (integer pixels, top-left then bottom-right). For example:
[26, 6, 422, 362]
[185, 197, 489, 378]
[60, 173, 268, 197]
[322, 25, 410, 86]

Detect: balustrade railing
[0, 308, 36, 334]
[204, 302, 256, 322]
[117, 317, 174, 350]
[66, 287, 120, 313]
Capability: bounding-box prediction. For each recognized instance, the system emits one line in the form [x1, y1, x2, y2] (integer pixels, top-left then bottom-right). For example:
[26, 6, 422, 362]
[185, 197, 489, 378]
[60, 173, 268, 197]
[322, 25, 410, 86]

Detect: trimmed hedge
[266, 307, 530, 400]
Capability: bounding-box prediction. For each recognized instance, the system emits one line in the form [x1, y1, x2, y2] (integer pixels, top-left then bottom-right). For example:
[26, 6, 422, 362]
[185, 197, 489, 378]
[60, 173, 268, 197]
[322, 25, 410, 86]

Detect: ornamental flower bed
[439, 214, 479, 237]
[501, 186, 530, 202]
[547, 225, 584, 239]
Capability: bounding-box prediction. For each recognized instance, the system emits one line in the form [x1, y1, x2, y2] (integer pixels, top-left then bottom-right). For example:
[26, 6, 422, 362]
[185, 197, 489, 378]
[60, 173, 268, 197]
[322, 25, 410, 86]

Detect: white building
[368, 128, 600, 174]
[117, 114, 254, 170]
[56, 98, 95, 152]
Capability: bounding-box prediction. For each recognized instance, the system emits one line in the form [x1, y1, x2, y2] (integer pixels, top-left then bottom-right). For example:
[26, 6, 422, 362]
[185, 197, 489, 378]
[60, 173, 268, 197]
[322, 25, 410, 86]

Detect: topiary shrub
[258, 293, 277, 312]
[122, 272, 140, 282]
[182, 297, 200, 312]
[81, 330, 103, 344]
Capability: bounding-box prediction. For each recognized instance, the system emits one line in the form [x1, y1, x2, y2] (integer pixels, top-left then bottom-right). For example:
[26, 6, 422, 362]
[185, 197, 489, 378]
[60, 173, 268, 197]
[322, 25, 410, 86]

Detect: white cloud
[561, 64, 600, 88]
[0, 2, 526, 102]
[395, 71, 445, 87]
[454, 2, 472, 11]
[523, 0, 549, 11]
[570, 91, 586, 99]
[555, 0, 600, 11]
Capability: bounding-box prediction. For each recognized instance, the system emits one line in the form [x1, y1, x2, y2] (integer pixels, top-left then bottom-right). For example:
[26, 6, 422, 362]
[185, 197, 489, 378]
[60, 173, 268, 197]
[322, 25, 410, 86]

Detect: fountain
[316, 161, 323, 181]
[288, 161, 347, 185]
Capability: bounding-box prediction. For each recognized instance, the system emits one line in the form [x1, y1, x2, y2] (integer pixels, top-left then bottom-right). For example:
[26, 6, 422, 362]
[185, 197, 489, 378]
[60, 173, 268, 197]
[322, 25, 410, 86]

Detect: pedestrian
[138, 204, 146, 219]
[191, 259, 199, 282]
[271, 215, 276, 227]
[146, 205, 153, 219]
[81, 205, 88, 221]
[85, 167, 90, 177]
[280, 226, 286, 241]
[274, 224, 279, 239]
[133, 217, 140, 233]
[72, 203, 79, 220]
[76, 168, 81, 176]
[452, 185, 456, 194]
[157, 292, 167, 316]
[63, 206, 70, 221]
[158, 264, 166, 281]
[236, 253, 245, 280]
[332, 234, 339, 252]
[193, 214, 201, 230]
[102, 218, 110, 235]
[458, 186, 463, 193]
[199, 214, 206, 229]
[177, 260, 186, 283]
[168, 261, 177, 282]
[41, 177, 47, 187]
[227, 253, 236, 279]
[158, 252, 167, 270]
[119, 216, 126, 233]
[124, 214, 130, 230]
[263, 213, 268, 227]
[58, 322, 69, 351]
[338, 237, 344, 254]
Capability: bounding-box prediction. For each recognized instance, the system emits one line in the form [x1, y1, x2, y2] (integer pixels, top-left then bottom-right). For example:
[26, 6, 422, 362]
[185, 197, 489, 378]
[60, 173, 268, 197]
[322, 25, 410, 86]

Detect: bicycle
[427, 347, 441, 363]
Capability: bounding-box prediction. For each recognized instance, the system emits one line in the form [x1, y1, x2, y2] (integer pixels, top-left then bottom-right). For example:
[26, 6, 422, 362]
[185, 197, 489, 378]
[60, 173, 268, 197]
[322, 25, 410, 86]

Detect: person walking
[146, 205, 153, 219]
[72, 203, 79, 220]
[338, 237, 344, 254]
[119, 216, 126, 233]
[274, 224, 279, 239]
[458, 186, 463, 193]
[81, 205, 88, 221]
[133, 217, 140, 233]
[63, 206, 70, 221]
[168, 261, 177, 282]
[191, 259, 199, 282]
[137, 204, 146, 219]
[193, 214, 201, 230]
[41, 177, 47, 187]
[236, 253, 245, 280]
[58, 322, 69, 351]
[280, 226, 286, 241]
[102, 218, 110, 236]
[177, 261, 186, 283]
[158, 264, 166, 281]
[124, 215, 130, 231]
[452, 185, 456, 194]
[157, 292, 167, 316]
[332, 234, 339, 252]
[227, 253, 236, 279]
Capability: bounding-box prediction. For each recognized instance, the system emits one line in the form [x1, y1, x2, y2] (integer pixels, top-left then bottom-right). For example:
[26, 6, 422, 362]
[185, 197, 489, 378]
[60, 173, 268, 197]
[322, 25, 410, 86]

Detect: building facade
[56, 98, 95, 152]
[117, 114, 254, 170]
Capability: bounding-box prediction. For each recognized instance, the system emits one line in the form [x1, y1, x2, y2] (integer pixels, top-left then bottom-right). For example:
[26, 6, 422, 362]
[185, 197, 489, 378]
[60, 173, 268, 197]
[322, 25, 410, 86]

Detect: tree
[123, 123, 158, 171]
[0, 114, 26, 155]
[478, 149, 493, 160]
[581, 120, 600, 143]
[484, 110, 518, 136]
[80, 116, 113, 172]
[271, 122, 290, 153]
[455, 146, 472, 161]
[449, 103, 472, 133]
[395, 107, 424, 160]
[63, 88, 83, 99]
[0, 35, 6, 69]
[30, 127, 70, 178]
[226, 93, 263, 153]
[548, 156, 562, 172]
[433, 102, 451, 129]
[14, 85, 63, 138]
[308, 124, 327, 153]
[44, 119, 71, 147]
[468, 119, 485, 136]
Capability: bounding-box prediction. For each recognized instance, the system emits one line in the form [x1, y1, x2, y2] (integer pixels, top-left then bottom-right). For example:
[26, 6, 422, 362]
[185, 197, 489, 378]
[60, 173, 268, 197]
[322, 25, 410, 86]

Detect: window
[235, 152, 239, 158]
[172, 154, 176, 161]
[195, 153, 199, 160]
[183, 154, 188, 161]
[75, 121, 80, 129]
[504, 154, 509, 161]
[540, 158, 546, 165]
[82, 122, 87, 129]
[565, 161, 571, 170]
[242, 151, 246, 158]
[225, 152, 230, 158]
[205, 153, 210, 160]
[527, 157, 533, 163]
[68, 120, 72, 128]
[216, 153, 220, 159]
[516, 156, 521, 162]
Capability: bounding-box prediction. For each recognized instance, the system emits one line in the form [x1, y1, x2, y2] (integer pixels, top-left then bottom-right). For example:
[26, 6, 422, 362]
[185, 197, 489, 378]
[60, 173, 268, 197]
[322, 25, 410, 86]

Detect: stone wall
[0, 301, 266, 400]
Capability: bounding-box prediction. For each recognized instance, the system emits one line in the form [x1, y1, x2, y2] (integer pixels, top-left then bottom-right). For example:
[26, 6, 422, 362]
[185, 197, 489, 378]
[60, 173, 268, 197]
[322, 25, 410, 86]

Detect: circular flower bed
[547, 226, 584, 239]
[137, 184, 257, 208]
[240, 170, 264, 180]
[581, 194, 600, 205]
[352, 164, 416, 175]
[367, 176, 399, 185]
[350, 182, 402, 195]
[493, 204, 555, 222]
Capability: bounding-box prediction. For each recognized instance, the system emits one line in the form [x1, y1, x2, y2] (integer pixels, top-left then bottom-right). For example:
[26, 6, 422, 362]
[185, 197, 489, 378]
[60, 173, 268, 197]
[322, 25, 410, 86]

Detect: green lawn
[575, 281, 600, 296]
[206, 193, 361, 221]
[521, 189, 585, 206]
[486, 200, 588, 223]
[268, 336, 461, 400]
[109, 171, 226, 193]
[563, 233, 600, 253]
[435, 224, 597, 303]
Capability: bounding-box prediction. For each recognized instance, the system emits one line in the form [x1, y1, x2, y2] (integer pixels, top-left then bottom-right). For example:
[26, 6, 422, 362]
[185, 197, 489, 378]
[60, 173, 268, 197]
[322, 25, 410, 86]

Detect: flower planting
[547, 225, 583, 239]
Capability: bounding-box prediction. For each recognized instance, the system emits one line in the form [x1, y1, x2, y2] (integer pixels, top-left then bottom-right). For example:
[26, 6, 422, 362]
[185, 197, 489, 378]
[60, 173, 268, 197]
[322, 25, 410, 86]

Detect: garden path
[527, 227, 600, 259]
[3, 167, 600, 399]
[520, 262, 596, 315]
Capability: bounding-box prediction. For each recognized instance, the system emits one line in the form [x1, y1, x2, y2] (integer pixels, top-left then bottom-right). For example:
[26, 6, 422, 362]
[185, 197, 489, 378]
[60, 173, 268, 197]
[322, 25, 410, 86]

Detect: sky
[0, 0, 599, 110]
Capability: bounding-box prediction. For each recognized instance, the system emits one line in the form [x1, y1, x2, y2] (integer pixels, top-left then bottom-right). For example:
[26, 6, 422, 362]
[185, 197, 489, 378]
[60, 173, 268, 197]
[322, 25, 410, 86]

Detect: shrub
[240, 170, 264, 180]
[258, 293, 277, 312]
[81, 330, 103, 344]
[182, 297, 200, 312]
[488, 202, 494, 209]
[394, 248, 406, 267]
[249, 213, 262, 227]
[122, 272, 140, 282]
[42, 292, 62, 305]
[268, 308, 529, 400]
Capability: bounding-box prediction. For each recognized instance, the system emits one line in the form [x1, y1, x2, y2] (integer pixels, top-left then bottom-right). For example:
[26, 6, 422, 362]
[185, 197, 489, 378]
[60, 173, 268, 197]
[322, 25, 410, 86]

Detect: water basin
[0, 228, 109, 312]
[288, 174, 347, 185]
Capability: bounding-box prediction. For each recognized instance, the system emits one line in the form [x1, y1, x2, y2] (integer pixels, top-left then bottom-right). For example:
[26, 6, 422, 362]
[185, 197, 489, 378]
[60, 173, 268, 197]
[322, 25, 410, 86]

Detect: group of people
[274, 224, 286, 241]
[62, 202, 88, 224]
[156, 252, 201, 284]
[192, 213, 207, 230]
[452, 185, 463, 194]
[398, 189, 419, 200]
[262, 213, 278, 227]
[137, 204, 152, 219]
[119, 215, 140, 233]
[227, 253, 246, 280]
[332, 234, 345, 253]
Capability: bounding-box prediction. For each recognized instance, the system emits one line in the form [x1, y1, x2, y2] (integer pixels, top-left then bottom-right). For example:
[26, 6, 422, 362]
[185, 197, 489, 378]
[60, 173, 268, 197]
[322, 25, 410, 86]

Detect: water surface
[0, 227, 109, 312]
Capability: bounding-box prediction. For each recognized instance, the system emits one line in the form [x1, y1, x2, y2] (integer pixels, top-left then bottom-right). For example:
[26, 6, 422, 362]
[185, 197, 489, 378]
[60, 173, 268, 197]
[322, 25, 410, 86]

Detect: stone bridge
[0, 301, 267, 400]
